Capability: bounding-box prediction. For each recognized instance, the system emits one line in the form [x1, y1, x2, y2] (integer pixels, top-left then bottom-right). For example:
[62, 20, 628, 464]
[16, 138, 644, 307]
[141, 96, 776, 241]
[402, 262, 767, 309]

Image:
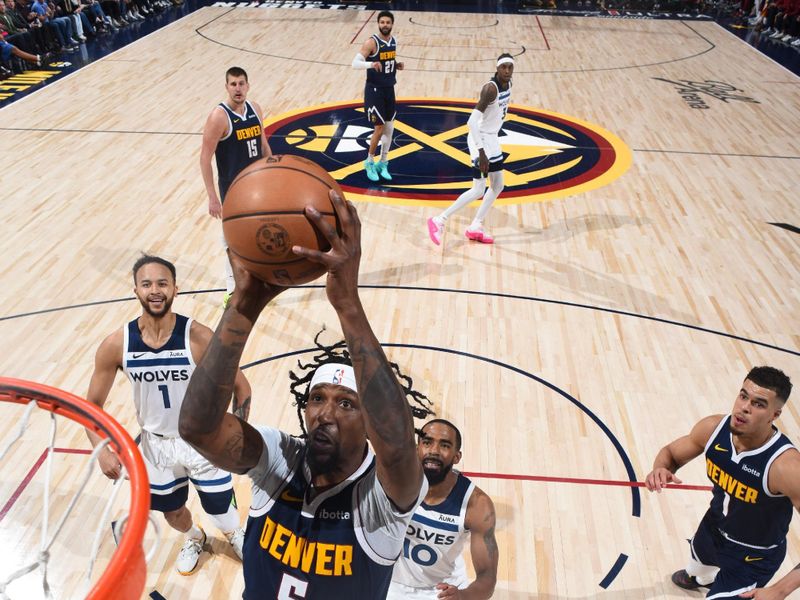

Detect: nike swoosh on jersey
[233, 119, 240, 123]
[713, 443, 728, 452]
[744, 556, 763, 562]
[131, 352, 147, 359]
[280, 489, 304, 503]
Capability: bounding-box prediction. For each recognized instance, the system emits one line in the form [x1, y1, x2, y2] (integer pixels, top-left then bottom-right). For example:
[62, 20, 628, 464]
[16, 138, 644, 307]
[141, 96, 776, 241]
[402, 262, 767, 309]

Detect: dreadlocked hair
[288, 329, 435, 437]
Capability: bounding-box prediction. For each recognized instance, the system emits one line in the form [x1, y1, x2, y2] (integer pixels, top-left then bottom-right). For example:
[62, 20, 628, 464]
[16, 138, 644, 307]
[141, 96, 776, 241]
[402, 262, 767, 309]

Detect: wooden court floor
[0, 6, 798, 599]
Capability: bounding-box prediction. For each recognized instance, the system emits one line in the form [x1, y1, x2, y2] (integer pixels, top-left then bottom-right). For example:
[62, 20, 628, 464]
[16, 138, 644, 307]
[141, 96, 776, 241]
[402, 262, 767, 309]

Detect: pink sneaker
[465, 227, 494, 244]
[427, 217, 444, 245]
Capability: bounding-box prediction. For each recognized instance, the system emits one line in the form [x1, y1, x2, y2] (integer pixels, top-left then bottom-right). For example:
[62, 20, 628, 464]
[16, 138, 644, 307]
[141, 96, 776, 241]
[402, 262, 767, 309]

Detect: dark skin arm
[293, 192, 423, 512]
[179, 275, 285, 474]
[436, 488, 498, 599]
[473, 83, 498, 176]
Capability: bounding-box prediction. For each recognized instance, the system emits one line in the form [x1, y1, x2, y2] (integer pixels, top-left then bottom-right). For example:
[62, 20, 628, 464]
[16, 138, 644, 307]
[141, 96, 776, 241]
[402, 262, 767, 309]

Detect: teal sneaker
[376, 161, 392, 181]
[364, 159, 379, 182]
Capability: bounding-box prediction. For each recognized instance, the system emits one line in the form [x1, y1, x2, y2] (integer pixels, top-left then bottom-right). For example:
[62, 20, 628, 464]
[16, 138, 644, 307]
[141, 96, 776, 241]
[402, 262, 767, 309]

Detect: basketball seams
[222, 211, 336, 223]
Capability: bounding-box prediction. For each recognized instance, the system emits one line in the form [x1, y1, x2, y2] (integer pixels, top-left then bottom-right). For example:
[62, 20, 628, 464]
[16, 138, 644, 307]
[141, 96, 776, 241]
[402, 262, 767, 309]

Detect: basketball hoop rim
[0, 377, 149, 600]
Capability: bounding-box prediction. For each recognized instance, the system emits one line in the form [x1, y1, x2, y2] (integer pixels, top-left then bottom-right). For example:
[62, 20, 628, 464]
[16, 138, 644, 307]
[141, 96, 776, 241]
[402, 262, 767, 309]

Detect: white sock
[208, 504, 240, 534]
[186, 525, 204, 541]
[685, 555, 718, 586]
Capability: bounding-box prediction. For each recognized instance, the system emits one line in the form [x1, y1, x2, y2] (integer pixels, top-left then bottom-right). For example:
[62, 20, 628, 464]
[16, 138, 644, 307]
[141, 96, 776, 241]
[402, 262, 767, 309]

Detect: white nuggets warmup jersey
[122, 314, 195, 437]
[478, 76, 512, 136]
[391, 472, 475, 591]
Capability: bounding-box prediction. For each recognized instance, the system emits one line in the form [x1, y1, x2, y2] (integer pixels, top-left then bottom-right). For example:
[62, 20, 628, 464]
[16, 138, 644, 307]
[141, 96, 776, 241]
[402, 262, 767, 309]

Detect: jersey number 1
[157, 384, 171, 409]
[247, 138, 258, 158]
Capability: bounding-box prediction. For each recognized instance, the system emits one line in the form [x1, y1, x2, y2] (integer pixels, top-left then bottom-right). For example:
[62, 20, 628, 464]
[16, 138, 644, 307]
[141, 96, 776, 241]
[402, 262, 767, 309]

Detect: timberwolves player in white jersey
[85, 255, 252, 575]
[646, 367, 800, 599]
[389, 420, 498, 599]
[427, 54, 514, 246]
[201, 66, 273, 306]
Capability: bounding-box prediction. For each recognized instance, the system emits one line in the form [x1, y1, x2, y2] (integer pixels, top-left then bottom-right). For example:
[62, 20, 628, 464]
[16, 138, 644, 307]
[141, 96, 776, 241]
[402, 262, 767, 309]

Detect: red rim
[0, 377, 148, 599]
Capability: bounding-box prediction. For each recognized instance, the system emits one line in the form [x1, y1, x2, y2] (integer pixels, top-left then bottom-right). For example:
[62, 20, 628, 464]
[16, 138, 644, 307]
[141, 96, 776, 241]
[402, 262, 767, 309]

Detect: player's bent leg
[467, 169, 505, 244]
[191, 465, 244, 560]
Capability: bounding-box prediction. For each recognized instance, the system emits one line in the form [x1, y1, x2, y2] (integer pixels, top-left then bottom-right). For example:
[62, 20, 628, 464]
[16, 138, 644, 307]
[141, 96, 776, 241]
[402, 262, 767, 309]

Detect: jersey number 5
[278, 574, 308, 599]
[247, 138, 258, 158]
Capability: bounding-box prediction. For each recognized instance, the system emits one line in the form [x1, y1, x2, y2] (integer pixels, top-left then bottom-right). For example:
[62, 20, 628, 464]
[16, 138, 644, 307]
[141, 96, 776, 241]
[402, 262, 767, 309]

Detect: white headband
[309, 363, 358, 394]
[497, 56, 515, 67]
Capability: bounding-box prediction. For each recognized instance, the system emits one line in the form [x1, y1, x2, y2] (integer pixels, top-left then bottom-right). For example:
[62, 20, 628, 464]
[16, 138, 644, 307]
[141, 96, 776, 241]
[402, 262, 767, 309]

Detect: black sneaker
[671, 569, 709, 590]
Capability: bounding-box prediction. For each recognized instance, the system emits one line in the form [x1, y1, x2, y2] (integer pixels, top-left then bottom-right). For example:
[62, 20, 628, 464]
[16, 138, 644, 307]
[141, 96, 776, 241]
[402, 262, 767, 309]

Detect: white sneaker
[791, 38, 800, 46]
[226, 528, 244, 561]
[176, 527, 206, 575]
[781, 34, 792, 42]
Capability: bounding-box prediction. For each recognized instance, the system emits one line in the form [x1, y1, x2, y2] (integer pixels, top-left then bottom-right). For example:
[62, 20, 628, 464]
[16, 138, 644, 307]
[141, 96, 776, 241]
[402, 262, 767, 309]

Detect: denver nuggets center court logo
[264, 99, 631, 207]
[256, 222, 290, 257]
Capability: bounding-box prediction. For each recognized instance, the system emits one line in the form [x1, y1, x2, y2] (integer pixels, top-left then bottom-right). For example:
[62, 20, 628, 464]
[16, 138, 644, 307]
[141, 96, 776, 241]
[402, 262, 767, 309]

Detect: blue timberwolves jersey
[366, 34, 397, 88]
[392, 472, 474, 589]
[705, 416, 795, 547]
[243, 427, 426, 599]
[215, 100, 263, 200]
[121, 314, 195, 437]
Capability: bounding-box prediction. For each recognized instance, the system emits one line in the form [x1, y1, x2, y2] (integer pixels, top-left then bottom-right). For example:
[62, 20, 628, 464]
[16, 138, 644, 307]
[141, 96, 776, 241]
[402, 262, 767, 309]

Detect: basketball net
[0, 382, 157, 600]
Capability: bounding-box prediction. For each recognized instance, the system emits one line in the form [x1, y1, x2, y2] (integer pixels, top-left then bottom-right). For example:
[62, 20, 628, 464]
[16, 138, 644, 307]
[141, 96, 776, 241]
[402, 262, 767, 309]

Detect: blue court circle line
[241, 342, 639, 588]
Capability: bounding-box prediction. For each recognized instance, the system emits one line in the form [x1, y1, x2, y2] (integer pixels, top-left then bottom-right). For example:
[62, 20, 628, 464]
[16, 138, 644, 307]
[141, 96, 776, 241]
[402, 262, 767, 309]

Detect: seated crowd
[0, 0, 180, 77]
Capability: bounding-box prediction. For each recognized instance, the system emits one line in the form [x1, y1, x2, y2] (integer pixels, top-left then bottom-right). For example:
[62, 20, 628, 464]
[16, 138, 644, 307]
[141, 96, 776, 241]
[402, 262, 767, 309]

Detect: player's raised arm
[85, 330, 124, 479]
[179, 268, 285, 474]
[645, 414, 722, 492]
[293, 191, 423, 511]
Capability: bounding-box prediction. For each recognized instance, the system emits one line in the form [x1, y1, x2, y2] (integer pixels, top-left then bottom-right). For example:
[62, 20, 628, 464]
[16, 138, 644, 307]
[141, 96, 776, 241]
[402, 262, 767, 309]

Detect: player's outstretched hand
[645, 467, 682, 492]
[227, 251, 288, 322]
[293, 189, 361, 312]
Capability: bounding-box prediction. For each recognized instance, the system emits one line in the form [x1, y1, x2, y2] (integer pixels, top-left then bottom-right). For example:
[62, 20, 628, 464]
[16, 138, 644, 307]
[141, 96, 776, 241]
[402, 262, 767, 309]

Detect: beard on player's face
[380, 24, 392, 35]
[422, 456, 453, 485]
[137, 292, 174, 318]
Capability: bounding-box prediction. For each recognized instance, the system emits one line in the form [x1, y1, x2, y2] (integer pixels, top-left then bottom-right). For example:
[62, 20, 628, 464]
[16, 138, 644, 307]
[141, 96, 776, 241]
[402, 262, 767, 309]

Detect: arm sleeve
[353, 469, 428, 562]
[352, 53, 372, 69]
[246, 426, 305, 513]
[467, 109, 484, 150]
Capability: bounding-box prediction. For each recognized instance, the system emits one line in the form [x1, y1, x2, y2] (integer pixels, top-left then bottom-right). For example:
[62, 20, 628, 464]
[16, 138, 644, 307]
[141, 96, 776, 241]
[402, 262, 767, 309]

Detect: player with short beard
[85, 254, 251, 576]
[389, 419, 499, 599]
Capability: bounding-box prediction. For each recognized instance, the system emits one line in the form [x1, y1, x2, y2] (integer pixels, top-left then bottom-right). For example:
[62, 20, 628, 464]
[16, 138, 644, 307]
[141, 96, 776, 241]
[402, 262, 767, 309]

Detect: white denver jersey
[391, 472, 475, 590]
[478, 77, 512, 136]
[121, 314, 195, 437]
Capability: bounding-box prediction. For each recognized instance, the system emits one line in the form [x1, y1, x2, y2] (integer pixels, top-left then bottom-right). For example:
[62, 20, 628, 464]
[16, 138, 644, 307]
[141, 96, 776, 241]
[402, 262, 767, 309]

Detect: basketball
[221, 155, 342, 286]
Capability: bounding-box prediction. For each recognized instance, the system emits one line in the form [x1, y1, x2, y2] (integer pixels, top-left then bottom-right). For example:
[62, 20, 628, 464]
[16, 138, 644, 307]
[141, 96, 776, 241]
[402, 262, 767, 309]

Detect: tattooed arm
[740, 449, 800, 599]
[293, 191, 423, 511]
[435, 487, 498, 599]
[189, 320, 253, 423]
[179, 270, 285, 474]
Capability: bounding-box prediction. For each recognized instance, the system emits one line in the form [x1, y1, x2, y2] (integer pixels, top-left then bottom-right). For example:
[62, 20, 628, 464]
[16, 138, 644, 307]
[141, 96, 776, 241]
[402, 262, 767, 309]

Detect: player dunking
[427, 54, 514, 246]
[352, 10, 403, 183]
[200, 66, 273, 307]
[646, 367, 800, 599]
[85, 255, 251, 575]
[179, 191, 433, 598]
[389, 419, 498, 599]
